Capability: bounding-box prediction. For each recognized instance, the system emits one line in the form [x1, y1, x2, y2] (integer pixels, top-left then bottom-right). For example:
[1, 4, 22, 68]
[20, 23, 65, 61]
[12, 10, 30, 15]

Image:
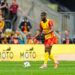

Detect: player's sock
[44, 52, 49, 65]
[49, 54, 57, 63]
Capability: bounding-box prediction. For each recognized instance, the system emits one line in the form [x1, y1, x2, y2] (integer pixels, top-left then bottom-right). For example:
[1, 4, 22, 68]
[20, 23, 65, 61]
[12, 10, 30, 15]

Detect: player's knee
[45, 44, 49, 48]
[45, 44, 50, 52]
[45, 44, 52, 52]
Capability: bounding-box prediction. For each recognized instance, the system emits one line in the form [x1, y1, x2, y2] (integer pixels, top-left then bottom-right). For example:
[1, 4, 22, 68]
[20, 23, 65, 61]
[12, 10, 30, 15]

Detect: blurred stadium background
[7, 0, 75, 35]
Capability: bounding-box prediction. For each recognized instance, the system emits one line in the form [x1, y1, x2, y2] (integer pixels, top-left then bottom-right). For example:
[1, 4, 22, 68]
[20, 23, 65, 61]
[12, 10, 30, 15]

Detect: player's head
[41, 12, 47, 21]
[12, 0, 16, 5]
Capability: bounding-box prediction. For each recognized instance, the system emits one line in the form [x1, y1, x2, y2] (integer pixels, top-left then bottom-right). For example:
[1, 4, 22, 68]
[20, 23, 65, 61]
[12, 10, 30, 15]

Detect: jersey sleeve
[39, 22, 42, 29]
[48, 20, 54, 26]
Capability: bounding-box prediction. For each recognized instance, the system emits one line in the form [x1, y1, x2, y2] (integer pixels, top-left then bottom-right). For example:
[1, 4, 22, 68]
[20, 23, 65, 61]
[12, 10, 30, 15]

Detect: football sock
[44, 52, 49, 65]
[49, 54, 57, 63]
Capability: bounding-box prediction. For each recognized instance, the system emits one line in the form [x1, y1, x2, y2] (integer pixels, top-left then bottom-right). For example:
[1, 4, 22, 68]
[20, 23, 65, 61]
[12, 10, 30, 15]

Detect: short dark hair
[41, 12, 47, 16]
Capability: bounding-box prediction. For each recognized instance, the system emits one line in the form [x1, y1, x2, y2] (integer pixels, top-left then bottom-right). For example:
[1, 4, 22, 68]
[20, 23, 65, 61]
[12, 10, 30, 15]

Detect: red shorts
[44, 36, 58, 46]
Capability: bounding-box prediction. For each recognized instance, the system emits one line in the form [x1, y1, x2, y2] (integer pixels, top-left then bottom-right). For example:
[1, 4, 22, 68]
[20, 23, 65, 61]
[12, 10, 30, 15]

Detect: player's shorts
[44, 36, 58, 46]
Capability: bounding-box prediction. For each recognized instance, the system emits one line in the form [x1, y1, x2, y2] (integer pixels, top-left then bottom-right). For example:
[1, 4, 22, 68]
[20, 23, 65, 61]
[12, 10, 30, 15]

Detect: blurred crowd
[0, 0, 26, 44]
[0, 0, 42, 44]
[0, 0, 74, 44]
[55, 30, 75, 44]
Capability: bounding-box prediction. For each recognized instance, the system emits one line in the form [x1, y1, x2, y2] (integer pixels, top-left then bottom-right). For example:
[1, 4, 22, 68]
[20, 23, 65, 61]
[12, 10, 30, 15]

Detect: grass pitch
[0, 61, 75, 75]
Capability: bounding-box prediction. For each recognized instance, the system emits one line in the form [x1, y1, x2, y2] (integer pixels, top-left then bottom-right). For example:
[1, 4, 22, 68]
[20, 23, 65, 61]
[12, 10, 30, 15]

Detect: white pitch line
[0, 70, 75, 73]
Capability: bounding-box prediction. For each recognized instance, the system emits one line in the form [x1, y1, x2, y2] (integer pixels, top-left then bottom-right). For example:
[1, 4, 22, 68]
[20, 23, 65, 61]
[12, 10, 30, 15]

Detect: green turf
[0, 61, 75, 75]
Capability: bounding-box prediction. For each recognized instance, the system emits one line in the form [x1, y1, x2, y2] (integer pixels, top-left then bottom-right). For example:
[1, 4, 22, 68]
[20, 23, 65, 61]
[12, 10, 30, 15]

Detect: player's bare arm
[32, 28, 43, 39]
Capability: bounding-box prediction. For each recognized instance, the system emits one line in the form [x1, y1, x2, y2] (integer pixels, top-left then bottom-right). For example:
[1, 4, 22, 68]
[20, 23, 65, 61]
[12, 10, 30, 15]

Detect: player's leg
[41, 43, 58, 69]
[49, 47, 59, 69]
[47, 38, 56, 62]
[49, 36, 59, 69]
[49, 46, 57, 63]
[40, 43, 50, 69]
[44, 44, 51, 65]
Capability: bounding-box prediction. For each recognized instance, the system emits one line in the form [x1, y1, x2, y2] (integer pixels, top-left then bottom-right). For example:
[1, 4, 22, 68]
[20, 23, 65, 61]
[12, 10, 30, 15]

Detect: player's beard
[42, 18, 46, 22]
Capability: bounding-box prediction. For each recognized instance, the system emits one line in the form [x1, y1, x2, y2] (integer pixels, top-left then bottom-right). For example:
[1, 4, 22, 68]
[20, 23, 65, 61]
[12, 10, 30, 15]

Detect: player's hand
[42, 31, 48, 35]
